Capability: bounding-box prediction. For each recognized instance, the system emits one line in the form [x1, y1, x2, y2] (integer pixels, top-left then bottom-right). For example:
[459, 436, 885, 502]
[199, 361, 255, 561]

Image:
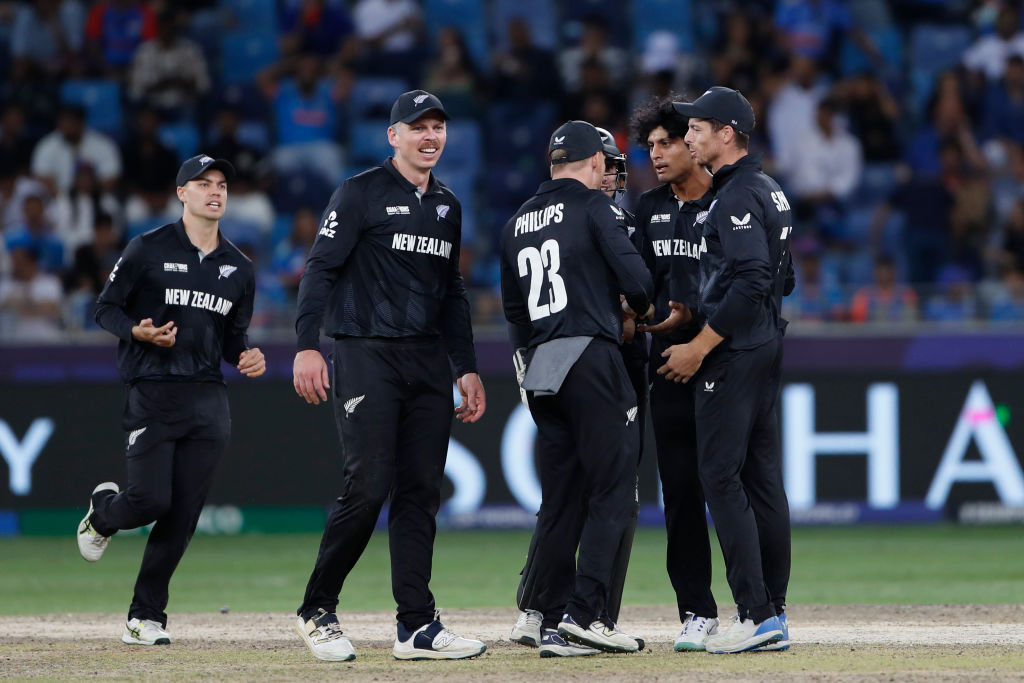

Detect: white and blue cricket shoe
[392, 610, 486, 660]
[705, 613, 783, 654]
[754, 611, 790, 651]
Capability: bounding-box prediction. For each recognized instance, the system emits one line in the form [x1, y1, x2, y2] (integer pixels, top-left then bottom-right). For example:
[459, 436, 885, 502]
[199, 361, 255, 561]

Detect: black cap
[176, 154, 235, 187]
[390, 89, 450, 125]
[672, 86, 755, 134]
[549, 120, 604, 164]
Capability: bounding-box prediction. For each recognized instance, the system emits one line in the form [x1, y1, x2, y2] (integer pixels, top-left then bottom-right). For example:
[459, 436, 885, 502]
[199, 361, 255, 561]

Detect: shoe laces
[517, 610, 542, 629]
[682, 612, 710, 635]
[311, 611, 345, 641]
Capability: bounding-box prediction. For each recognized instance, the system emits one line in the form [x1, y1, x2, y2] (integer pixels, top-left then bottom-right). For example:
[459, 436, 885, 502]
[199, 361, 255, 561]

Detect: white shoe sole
[77, 482, 118, 562]
[539, 644, 600, 657]
[294, 617, 356, 661]
[121, 629, 170, 645]
[392, 643, 486, 660]
[706, 629, 782, 654]
[674, 639, 707, 652]
[557, 623, 637, 654]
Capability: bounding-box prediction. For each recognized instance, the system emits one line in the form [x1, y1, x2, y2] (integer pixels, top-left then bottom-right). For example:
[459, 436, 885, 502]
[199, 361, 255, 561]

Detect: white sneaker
[557, 614, 638, 653]
[77, 482, 118, 562]
[295, 609, 356, 661]
[122, 618, 171, 645]
[510, 609, 542, 647]
[393, 609, 486, 660]
[753, 611, 790, 651]
[674, 612, 720, 651]
[705, 614, 783, 654]
[539, 628, 599, 657]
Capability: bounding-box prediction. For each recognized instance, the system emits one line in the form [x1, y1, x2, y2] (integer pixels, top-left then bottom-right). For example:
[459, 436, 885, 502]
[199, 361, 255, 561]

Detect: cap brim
[396, 107, 450, 125]
[178, 159, 236, 186]
[671, 101, 710, 120]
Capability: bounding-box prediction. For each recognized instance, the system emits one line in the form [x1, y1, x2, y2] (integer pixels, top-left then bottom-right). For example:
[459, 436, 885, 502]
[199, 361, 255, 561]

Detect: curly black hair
[629, 92, 690, 147]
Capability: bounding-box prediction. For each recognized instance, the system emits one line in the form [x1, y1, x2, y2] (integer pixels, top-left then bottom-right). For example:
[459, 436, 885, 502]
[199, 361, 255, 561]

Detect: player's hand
[455, 372, 486, 423]
[132, 318, 177, 347]
[657, 343, 705, 383]
[237, 348, 265, 377]
[293, 349, 330, 405]
[638, 301, 692, 335]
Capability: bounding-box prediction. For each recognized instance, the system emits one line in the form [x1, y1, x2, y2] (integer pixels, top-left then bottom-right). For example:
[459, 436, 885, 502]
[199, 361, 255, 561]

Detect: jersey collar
[537, 178, 586, 194]
[383, 157, 443, 196]
[173, 219, 231, 259]
[710, 153, 763, 192]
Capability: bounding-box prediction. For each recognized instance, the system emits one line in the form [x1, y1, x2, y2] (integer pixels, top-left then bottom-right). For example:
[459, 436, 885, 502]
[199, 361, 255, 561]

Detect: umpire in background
[78, 154, 264, 646]
[500, 120, 653, 654]
[291, 90, 487, 663]
[661, 86, 793, 653]
[629, 94, 721, 651]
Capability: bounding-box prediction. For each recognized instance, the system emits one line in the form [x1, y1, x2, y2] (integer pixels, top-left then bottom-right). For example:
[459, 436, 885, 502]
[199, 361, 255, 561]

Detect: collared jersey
[95, 219, 255, 385]
[500, 178, 653, 349]
[295, 158, 477, 375]
[635, 183, 714, 343]
[700, 154, 794, 350]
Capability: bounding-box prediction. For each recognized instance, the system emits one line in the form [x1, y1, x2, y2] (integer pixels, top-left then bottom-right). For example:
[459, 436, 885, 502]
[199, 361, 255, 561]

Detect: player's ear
[387, 124, 400, 148]
[175, 185, 186, 203]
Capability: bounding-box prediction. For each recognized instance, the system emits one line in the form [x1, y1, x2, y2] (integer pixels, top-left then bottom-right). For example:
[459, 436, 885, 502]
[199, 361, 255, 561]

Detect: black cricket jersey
[295, 158, 477, 375]
[499, 178, 653, 349]
[699, 154, 793, 350]
[95, 219, 255, 384]
[635, 183, 714, 342]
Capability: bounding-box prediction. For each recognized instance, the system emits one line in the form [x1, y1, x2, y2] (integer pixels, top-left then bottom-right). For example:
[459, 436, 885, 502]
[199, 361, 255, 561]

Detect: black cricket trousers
[517, 341, 647, 627]
[525, 339, 639, 628]
[649, 333, 718, 622]
[693, 335, 783, 624]
[91, 381, 230, 628]
[298, 337, 454, 632]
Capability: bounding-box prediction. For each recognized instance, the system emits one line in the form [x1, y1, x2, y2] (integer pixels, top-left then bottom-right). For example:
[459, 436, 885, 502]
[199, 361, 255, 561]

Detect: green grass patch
[1, 525, 1022, 615]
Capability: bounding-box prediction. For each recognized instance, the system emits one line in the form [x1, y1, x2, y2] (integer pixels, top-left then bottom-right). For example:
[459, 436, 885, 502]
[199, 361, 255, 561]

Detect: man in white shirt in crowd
[30, 105, 121, 195]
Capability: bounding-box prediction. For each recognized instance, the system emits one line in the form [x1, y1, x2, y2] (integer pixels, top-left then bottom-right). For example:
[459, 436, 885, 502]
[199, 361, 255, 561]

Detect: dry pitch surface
[2, 604, 1023, 681]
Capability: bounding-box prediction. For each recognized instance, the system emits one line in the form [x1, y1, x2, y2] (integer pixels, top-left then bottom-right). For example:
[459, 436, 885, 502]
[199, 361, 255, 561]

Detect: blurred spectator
[53, 163, 121, 255]
[710, 9, 776, 96]
[963, 3, 1024, 83]
[206, 107, 264, 185]
[905, 72, 986, 177]
[924, 264, 978, 321]
[783, 242, 847, 321]
[9, 0, 85, 81]
[834, 71, 901, 162]
[0, 162, 49, 233]
[787, 97, 863, 238]
[5, 194, 64, 272]
[851, 256, 919, 322]
[30, 105, 121, 195]
[85, 0, 157, 75]
[768, 55, 829, 176]
[128, 8, 210, 115]
[773, 0, 858, 63]
[352, 0, 423, 76]
[0, 104, 35, 173]
[423, 27, 482, 118]
[560, 57, 627, 126]
[559, 16, 630, 92]
[260, 53, 345, 185]
[121, 108, 179, 197]
[1000, 197, 1024, 272]
[491, 18, 560, 102]
[0, 244, 63, 340]
[983, 54, 1024, 145]
[218, 170, 275, 245]
[63, 212, 122, 329]
[987, 266, 1024, 320]
[271, 206, 318, 299]
[280, 0, 356, 62]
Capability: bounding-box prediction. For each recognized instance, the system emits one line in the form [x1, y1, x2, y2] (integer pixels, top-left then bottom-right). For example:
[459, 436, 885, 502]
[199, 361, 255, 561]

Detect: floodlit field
[1, 527, 1023, 680]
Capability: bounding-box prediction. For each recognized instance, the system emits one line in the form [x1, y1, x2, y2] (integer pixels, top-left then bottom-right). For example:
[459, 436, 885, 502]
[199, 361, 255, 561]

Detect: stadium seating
[59, 80, 122, 138]
[840, 27, 904, 77]
[221, 32, 279, 86]
[347, 120, 393, 166]
[632, 0, 693, 54]
[908, 24, 972, 115]
[491, 0, 558, 50]
[220, 0, 278, 34]
[348, 77, 410, 122]
[423, 0, 491, 70]
[158, 122, 201, 163]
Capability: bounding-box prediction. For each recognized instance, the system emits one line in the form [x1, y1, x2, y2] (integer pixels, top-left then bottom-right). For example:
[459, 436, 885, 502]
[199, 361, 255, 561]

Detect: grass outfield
[1, 525, 1022, 614]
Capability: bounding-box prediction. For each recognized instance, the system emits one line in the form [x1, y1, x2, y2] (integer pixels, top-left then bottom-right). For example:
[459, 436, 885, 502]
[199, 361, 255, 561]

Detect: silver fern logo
[344, 395, 365, 418]
[625, 406, 637, 425]
[218, 265, 237, 279]
[128, 427, 147, 447]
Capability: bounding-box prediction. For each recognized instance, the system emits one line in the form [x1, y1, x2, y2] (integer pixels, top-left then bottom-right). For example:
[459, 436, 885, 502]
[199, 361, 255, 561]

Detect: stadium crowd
[1, 0, 1023, 341]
